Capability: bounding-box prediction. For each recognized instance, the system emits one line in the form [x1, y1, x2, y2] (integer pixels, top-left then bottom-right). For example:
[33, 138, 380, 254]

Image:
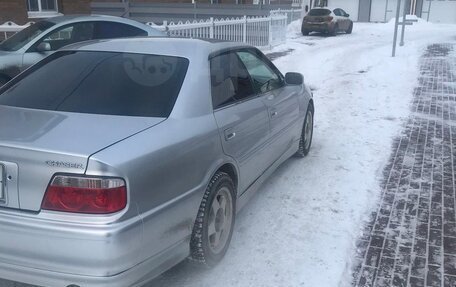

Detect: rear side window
[0, 51, 189, 117]
[210, 52, 255, 109]
[95, 22, 148, 39]
[308, 9, 331, 16]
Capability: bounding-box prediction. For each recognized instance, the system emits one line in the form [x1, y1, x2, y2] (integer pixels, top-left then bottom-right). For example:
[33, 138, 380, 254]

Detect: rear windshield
[0, 51, 189, 117]
[308, 9, 331, 16]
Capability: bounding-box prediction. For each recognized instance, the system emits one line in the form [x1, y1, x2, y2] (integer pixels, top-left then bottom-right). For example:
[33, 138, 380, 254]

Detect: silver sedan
[0, 37, 314, 287]
[0, 15, 164, 86]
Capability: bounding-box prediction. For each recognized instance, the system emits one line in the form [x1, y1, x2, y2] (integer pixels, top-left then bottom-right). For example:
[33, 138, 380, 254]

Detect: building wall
[0, 0, 28, 25]
[58, 0, 91, 15]
[336, 0, 360, 21]
[92, 0, 255, 3]
[420, 0, 456, 23]
[0, 0, 90, 25]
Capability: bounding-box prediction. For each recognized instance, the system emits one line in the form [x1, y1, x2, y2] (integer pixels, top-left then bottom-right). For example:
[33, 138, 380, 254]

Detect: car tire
[330, 24, 338, 36]
[190, 171, 236, 267]
[295, 104, 314, 157]
[346, 23, 353, 34]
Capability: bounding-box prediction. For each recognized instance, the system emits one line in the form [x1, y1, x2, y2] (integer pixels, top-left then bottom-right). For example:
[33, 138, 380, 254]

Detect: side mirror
[346, 13, 350, 17]
[285, 72, 304, 85]
[36, 42, 51, 52]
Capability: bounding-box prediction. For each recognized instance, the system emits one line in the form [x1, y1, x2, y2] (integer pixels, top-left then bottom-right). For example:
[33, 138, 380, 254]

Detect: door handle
[224, 129, 236, 141]
[271, 111, 278, 117]
[225, 132, 236, 141]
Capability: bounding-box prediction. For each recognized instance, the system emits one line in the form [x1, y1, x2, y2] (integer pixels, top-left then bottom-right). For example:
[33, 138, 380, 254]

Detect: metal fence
[0, 13, 289, 50]
[270, 8, 302, 24]
[149, 14, 288, 49]
[0, 21, 33, 41]
[1, 8, 296, 50]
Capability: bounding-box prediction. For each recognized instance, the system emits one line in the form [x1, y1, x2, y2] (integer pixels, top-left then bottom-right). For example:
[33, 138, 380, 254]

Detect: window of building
[26, 0, 61, 18]
[313, 0, 328, 7]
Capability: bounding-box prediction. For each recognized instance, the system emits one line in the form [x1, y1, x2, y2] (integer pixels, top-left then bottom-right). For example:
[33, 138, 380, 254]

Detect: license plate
[0, 165, 4, 202]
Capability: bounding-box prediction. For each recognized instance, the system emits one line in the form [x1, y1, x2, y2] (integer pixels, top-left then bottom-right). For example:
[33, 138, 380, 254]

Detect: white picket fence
[148, 13, 288, 50]
[270, 8, 302, 24]
[0, 11, 294, 50]
[0, 21, 33, 40]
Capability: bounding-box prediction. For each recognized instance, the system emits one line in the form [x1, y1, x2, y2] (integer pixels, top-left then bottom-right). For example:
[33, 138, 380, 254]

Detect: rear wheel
[190, 172, 236, 267]
[346, 22, 353, 34]
[295, 104, 314, 157]
[302, 29, 309, 36]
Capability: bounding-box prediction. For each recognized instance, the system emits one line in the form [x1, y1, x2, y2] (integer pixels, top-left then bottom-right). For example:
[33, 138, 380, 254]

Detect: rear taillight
[326, 16, 334, 22]
[42, 175, 127, 214]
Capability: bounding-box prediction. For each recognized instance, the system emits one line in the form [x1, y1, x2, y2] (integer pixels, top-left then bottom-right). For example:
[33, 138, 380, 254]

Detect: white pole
[399, 0, 408, 46]
[426, 0, 432, 21]
[391, 0, 402, 56]
[384, 0, 390, 22]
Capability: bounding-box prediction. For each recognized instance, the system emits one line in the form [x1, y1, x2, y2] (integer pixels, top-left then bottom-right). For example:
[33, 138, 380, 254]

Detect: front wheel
[190, 172, 236, 267]
[346, 23, 353, 34]
[295, 105, 314, 157]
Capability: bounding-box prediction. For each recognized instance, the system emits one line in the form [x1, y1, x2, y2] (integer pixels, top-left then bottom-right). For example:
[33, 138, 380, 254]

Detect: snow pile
[149, 21, 456, 287]
[287, 19, 303, 37]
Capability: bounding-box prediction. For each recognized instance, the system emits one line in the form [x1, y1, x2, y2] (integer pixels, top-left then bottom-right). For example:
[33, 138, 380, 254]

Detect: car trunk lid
[0, 105, 164, 211]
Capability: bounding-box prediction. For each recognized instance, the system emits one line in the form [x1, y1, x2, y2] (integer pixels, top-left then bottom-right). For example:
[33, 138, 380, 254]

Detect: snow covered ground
[148, 20, 456, 287]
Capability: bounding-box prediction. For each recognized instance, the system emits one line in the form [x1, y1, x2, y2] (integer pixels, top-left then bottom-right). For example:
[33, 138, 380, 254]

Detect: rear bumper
[0, 181, 202, 287]
[0, 209, 145, 286]
[0, 237, 189, 287]
[302, 22, 334, 32]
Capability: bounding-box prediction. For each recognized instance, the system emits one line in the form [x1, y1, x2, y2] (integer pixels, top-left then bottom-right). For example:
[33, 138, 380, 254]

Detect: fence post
[163, 20, 169, 36]
[268, 16, 273, 49]
[123, 0, 130, 18]
[243, 15, 247, 43]
[209, 17, 214, 39]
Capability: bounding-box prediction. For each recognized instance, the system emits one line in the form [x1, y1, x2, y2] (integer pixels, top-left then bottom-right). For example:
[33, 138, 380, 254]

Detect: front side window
[33, 22, 95, 51]
[0, 21, 54, 51]
[0, 51, 189, 117]
[340, 9, 348, 16]
[236, 51, 284, 94]
[210, 52, 255, 109]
